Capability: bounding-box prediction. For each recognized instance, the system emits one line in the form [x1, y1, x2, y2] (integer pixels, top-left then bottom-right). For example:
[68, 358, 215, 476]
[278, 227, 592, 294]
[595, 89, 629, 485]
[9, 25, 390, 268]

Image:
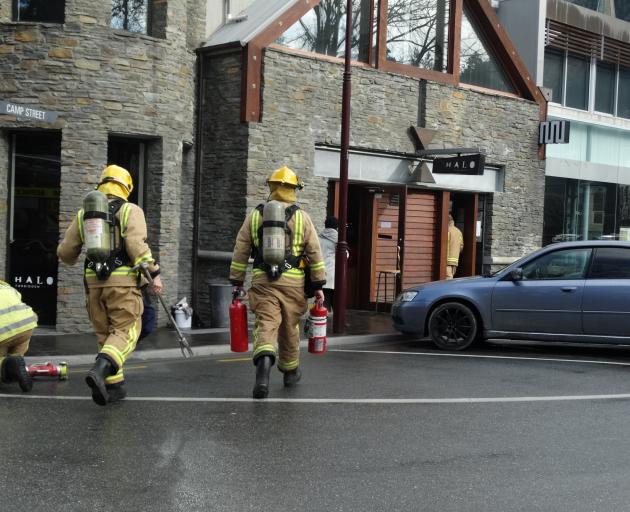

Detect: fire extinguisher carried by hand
[27, 361, 68, 380]
[230, 289, 249, 352]
[307, 300, 328, 354]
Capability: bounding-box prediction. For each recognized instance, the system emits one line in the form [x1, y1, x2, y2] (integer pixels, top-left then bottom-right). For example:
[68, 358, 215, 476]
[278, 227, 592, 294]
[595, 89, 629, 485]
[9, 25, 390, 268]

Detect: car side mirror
[509, 268, 524, 281]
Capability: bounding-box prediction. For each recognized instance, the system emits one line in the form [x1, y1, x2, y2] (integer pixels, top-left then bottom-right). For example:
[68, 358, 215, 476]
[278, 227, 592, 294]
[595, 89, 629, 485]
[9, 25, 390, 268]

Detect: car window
[521, 248, 591, 280]
[589, 247, 630, 279]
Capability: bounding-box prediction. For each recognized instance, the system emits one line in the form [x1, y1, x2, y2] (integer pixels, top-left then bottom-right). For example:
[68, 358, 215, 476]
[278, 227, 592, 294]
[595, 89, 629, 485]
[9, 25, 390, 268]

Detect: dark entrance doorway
[9, 131, 61, 326]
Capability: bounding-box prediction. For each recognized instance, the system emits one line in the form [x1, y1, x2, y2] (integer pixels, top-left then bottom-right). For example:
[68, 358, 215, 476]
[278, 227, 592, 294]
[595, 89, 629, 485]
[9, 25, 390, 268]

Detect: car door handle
[561, 286, 577, 292]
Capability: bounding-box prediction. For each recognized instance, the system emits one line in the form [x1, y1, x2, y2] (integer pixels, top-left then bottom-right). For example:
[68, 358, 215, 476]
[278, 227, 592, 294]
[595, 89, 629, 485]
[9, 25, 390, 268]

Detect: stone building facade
[0, 0, 204, 331]
[196, 42, 545, 319]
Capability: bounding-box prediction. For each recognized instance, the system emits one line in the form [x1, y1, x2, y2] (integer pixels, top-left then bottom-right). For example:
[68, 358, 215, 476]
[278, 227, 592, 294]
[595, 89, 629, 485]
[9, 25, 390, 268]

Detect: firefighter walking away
[230, 166, 326, 399]
[57, 165, 162, 406]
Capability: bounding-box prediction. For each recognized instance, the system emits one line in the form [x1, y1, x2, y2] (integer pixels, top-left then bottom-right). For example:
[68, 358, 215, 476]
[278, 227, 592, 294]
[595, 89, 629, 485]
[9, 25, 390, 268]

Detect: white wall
[496, 0, 546, 85]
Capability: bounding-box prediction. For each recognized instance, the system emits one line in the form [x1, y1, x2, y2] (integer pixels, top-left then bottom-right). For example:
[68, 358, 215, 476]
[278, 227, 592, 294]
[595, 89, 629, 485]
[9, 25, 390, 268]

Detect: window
[276, 0, 373, 63]
[522, 248, 591, 280]
[13, 0, 64, 23]
[543, 49, 564, 104]
[112, 0, 149, 35]
[618, 66, 630, 119]
[107, 136, 146, 206]
[459, 7, 514, 93]
[616, 0, 630, 21]
[386, 0, 450, 72]
[566, 0, 604, 11]
[589, 248, 630, 279]
[566, 54, 590, 110]
[595, 61, 615, 114]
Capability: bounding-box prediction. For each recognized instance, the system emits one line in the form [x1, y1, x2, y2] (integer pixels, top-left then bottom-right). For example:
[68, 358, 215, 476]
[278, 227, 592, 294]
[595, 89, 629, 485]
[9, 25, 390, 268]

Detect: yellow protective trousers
[248, 284, 307, 372]
[87, 286, 142, 385]
[0, 329, 32, 369]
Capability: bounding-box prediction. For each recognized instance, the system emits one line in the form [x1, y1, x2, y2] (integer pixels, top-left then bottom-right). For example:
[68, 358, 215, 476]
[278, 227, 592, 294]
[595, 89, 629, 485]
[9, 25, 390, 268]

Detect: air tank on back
[262, 200, 286, 279]
[83, 190, 111, 270]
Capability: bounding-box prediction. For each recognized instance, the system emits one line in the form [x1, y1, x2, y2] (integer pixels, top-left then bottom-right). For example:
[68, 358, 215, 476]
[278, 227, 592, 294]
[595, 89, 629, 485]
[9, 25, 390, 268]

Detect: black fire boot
[85, 356, 114, 406]
[252, 355, 273, 399]
[283, 368, 302, 388]
[1, 356, 33, 392]
[106, 382, 127, 403]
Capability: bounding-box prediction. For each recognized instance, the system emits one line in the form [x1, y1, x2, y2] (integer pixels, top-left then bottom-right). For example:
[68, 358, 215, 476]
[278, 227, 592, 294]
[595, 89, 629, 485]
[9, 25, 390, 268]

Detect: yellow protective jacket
[229, 203, 326, 289]
[57, 198, 159, 288]
[447, 224, 464, 266]
[0, 281, 37, 343]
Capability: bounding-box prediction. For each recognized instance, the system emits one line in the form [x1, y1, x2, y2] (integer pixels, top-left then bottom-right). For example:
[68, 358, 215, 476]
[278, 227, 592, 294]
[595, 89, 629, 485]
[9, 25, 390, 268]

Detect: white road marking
[3, 393, 630, 404]
[330, 349, 630, 367]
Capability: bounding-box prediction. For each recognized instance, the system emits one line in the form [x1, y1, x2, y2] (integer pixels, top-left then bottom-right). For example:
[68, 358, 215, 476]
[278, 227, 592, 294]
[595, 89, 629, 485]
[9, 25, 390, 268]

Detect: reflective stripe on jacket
[0, 281, 37, 343]
[229, 203, 326, 289]
[57, 199, 159, 288]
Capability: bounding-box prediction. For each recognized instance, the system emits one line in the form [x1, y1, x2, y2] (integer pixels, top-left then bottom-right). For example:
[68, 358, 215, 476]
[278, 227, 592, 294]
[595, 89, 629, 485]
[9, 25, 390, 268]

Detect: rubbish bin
[208, 282, 233, 328]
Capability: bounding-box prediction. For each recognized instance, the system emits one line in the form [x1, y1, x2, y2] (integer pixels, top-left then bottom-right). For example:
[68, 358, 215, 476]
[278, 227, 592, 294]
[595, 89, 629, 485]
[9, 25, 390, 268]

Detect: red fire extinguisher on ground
[307, 300, 328, 354]
[26, 361, 68, 380]
[230, 290, 249, 352]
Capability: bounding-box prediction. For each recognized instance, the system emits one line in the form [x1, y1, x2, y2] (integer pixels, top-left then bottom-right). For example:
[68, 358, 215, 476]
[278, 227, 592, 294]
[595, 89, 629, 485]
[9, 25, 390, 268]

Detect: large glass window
[385, 0, 450, 72]
[566, 0, 604, 12]
[566, 54, 590, 110]
[276, 0, 373, 63]
[618, 66, 630, 119]
[543, 49, 564, 104]
[112, 0, 149, 34]
[459, 7, 514, 93]
[13, 0, 65, 23]
[616, 0, 630, 21]
[595, 61, 615, 114]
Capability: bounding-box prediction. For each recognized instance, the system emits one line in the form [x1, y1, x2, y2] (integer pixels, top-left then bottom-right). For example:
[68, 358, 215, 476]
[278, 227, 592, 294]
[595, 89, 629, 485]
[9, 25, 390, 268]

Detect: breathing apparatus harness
[251, 203, 303, 280]
[83, 198, 132, 281]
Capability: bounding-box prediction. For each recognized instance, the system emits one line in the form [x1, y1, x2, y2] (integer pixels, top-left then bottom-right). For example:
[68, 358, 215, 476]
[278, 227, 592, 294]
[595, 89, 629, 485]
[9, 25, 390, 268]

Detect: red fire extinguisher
[26, 361, 68, 380]
[307, 300, 328, 354]
[230, 290, 249, 352]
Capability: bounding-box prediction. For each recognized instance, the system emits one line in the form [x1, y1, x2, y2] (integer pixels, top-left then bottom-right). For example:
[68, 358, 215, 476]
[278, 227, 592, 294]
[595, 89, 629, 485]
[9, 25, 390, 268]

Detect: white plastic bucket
[174, 309, 192, 329]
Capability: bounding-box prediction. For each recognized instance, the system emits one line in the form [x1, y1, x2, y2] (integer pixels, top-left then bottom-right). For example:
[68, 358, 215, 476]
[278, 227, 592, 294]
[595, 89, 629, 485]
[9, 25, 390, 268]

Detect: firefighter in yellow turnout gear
[230, 166, 326, 399]
[0, 281, 36, 392]
[57, 165, 162, 406]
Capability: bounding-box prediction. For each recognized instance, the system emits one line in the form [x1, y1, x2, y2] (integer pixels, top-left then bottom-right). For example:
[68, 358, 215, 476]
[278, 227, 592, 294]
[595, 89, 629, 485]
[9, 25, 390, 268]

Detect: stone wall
[0, 0, 204, 332]
[248, 48, 544, 258]
[197, 51, 249, 326]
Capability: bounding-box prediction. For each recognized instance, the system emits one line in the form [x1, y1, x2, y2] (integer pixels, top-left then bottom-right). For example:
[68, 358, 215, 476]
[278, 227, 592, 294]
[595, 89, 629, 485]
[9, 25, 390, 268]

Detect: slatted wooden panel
[403, 190, 437, 289]
[372, 193, 400, 303]
[545, 19, 602, 58]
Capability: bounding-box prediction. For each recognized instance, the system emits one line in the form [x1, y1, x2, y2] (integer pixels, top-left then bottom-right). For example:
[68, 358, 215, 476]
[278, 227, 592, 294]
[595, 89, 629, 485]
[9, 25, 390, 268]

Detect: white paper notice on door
[380, 221, 392, 229]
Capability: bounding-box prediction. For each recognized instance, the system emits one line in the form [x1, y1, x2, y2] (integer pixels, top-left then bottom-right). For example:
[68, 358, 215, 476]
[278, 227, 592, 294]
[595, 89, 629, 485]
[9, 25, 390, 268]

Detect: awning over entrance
[314, 146, 503, 193]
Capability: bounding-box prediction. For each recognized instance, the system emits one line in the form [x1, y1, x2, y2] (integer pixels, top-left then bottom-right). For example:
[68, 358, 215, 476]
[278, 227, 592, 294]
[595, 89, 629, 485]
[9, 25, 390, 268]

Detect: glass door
[9, 132, 61, 326]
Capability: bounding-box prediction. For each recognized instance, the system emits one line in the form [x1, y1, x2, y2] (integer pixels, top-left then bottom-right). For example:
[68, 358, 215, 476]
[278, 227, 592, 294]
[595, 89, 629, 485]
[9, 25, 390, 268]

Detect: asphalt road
[4, 337, 630, 511]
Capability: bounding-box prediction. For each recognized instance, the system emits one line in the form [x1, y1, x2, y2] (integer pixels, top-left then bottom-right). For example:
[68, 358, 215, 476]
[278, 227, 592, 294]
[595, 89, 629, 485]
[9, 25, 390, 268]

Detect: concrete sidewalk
[26, 310, 401, 365]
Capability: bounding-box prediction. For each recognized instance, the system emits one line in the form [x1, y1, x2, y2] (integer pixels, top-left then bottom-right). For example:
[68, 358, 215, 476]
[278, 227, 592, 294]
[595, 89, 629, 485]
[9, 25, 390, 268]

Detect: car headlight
[397, 291, 418, 302]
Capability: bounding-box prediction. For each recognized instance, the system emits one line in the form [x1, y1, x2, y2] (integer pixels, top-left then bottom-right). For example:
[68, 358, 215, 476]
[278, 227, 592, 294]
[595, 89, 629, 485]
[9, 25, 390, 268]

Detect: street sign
[432, 154, 485, 175]
[0, 100, 59, 123]
[539, 120, 570, 144]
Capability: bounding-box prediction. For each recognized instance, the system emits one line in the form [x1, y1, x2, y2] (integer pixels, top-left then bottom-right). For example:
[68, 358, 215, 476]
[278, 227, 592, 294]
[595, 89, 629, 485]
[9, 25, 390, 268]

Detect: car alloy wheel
[428, 302, 478, 351]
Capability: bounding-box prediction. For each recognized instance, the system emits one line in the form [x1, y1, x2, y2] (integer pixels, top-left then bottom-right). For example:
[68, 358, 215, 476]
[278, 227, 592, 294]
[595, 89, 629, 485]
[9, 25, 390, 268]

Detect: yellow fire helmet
[97, 164, 134, 200]
[267, 166, 304, 190]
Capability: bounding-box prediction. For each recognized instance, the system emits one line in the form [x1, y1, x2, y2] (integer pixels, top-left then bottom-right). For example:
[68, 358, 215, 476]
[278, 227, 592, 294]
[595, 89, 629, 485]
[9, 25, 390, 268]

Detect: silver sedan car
[391, 241, 630, 350]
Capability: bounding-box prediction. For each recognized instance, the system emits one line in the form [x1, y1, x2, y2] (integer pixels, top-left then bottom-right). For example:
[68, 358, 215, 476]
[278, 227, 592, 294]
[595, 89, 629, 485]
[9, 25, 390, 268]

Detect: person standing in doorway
[57, 165, 162, 406]
[446, 213, 464, 279]
[319, 216, 338, 315]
